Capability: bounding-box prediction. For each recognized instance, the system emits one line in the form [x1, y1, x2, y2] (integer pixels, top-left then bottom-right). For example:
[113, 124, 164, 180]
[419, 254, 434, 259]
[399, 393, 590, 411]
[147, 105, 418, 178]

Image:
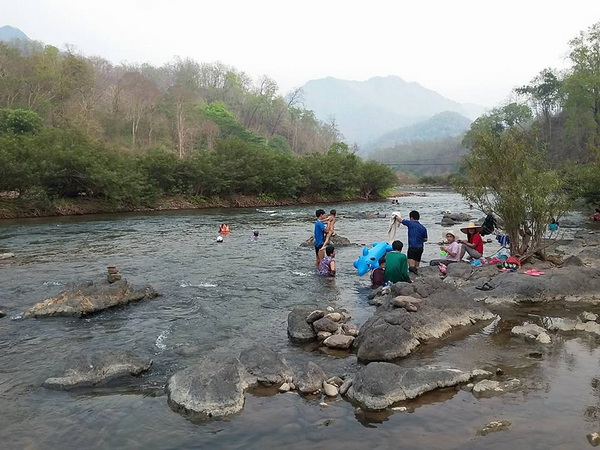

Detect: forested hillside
[0, 35, 397, 217]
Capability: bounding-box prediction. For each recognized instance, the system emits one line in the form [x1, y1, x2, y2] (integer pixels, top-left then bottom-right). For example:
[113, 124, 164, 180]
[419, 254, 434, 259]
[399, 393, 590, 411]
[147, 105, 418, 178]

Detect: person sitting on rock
[317, 245, 336, 277]
[458, 222, 484, 261]
[371, 256, 386, 288]
[591, 209, 600, 221]
[430, 230, 461, 266]
[384, 240, 411, 283]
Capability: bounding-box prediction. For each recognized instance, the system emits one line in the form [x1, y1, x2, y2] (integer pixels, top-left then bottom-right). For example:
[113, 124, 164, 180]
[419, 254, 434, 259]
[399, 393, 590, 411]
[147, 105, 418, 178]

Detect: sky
[3, 0, 600, 107]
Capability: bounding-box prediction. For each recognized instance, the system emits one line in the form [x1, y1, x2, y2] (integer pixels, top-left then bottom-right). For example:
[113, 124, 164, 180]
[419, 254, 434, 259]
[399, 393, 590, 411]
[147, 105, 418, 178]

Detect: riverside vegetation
[0, 40, 396, 218]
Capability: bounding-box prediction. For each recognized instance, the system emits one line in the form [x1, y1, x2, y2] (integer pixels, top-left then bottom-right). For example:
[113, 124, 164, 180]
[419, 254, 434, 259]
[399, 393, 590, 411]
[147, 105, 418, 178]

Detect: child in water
[317, 245, 336, 277]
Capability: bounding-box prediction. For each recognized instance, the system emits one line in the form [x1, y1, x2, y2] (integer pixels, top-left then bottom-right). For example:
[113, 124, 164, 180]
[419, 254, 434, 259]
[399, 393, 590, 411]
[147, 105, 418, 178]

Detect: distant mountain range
[366, 111, 472, 151]
[0, 25, 29, 42]
[300, 75, 486, 148]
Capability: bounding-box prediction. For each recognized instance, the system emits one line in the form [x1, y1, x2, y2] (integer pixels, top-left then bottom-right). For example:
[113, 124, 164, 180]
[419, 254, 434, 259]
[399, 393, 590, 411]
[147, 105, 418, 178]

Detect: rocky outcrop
[43, 351, 152, 390]
[346, 362, 485, 410]
[354, 278, 494, 361]
[166, 357, 256, 418]
[23, 279, 159, 318]
[238, 344, 293, 385]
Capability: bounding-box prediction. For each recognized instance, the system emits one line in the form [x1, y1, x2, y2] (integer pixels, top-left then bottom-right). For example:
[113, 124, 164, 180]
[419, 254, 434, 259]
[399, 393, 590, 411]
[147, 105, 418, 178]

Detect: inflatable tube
[353, 241, 393, 276]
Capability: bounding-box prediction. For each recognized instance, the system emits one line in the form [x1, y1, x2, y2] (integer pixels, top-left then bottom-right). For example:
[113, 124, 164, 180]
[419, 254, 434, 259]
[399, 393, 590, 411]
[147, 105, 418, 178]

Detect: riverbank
[0, 193, 393, 220]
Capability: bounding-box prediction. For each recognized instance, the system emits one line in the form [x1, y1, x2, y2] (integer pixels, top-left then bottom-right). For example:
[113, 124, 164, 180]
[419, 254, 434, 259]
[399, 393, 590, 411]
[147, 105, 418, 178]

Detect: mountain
[367, 111, 472, 151]
[0, 25, 30, 42]
[300, 75, 485, 146]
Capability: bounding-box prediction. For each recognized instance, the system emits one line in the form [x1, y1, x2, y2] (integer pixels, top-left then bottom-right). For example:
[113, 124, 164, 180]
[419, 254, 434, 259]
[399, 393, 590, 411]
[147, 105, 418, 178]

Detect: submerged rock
[547, 318, 600, 335]
[238, 343, 293, 385]
[43, 350, 152, 390]
[23, 279, 159, 318]
[472, 378, 521, 397]
[346, 362, 479, 410]
[354, 278, 494, 361]
[478, 420, 511, 436]
[166, 357, 256, 418]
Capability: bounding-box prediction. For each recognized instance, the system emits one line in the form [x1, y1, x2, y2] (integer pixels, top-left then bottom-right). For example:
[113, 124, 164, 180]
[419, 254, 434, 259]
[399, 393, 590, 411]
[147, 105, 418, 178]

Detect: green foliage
[455, 123, 571, 258]
[0, 108, 43, 134]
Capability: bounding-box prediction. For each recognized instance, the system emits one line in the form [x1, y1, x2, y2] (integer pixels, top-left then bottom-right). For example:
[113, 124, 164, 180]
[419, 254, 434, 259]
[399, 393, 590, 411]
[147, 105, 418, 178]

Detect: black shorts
[315, 245, 322, 256]
[407, 247, 424, 262]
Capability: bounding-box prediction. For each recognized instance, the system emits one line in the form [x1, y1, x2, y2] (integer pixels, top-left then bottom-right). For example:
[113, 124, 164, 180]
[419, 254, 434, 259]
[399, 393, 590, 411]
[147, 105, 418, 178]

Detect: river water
[1, 190, 600, 449]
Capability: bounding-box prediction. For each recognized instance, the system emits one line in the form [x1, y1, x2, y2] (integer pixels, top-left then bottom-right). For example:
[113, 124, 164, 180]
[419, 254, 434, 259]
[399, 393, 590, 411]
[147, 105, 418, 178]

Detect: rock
[317, 331, 333, 340]
[354, 278, 494, 361]
[306, 310, 325, 324]
[461, 383, 474, 392]
[278, 382, 291, 392]
[564, 255, 584, 267]
[295, 361, 327, 394]
[547, 318, 600, 335]
[472, 369, 493, 378]
[289, 382, 296, 390]
[326, 306, 335, 312]
[238, 344, 293, 385]
[300, 234, 352, 247]
[323, 381, 339, 397]
[478, 420, 511, 436]
[43, 350, 152, 390]
[472, 378, 521, 396]
[0, 252, 15, 260]
[339, 378, 353, 395]
[288, 308, 317, 342]
[327, 376, 344, 386]
[324, 312, 343, 322]
[341, 311, 351, 322]
[0, 310, 5, 318]
[392, 295, 421, 312]
[511, 322, 552, 344]
[107, 273, 122, 283]
[166, 357, 256, 418]
[323, 334, 355, 349]
[472, 379, 502, 394]
[23, 279, 159, 318]
[588, 432, 600, 446]
[312, 317, 340, 334]
[342, 323, 359, 337]
[581, 311, 599, 322]
[346, 362, 477, 410]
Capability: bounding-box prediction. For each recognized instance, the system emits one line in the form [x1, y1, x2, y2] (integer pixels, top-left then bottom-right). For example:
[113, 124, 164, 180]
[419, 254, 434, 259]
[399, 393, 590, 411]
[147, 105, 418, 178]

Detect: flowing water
[1, 190, 600, 449]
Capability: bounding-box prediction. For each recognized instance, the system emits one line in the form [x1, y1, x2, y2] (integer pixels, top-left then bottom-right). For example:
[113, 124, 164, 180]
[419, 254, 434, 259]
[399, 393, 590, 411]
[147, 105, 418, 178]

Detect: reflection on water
[0, 190, 599, 448]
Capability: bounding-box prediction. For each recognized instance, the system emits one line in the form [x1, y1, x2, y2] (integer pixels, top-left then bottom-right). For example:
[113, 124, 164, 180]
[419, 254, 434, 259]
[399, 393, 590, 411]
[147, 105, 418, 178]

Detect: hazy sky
[4, 0, 600, 107]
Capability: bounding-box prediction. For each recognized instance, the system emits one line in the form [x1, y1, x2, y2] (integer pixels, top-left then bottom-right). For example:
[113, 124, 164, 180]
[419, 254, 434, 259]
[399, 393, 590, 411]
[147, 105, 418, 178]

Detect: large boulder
[346, 362, 478, 410]
[287, 307, 318, 342]
[166, 357, 256, 418]
[23, 279, 159, 318]
[238, 344, 293, 384]
[43, 350, 152, 390]
[354, 278, 494, 361]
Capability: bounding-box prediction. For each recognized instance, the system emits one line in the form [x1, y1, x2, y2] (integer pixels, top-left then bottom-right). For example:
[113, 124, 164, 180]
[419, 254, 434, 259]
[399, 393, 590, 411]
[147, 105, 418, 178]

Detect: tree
[515, 68, 563, 129]
[455, 114, 571, 259]
[563, 21, 600, 148]
[0, 108, 43, 134]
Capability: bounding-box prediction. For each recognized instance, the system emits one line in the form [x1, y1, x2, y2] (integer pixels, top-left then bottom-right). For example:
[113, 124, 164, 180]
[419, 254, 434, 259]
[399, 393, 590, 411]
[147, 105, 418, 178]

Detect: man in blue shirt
[314, 209, 326, 267]
[401, 210, 428, 274]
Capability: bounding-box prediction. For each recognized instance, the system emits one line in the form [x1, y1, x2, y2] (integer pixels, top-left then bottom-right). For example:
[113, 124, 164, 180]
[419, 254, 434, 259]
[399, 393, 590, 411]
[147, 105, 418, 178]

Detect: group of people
[311, 207, 488, 286]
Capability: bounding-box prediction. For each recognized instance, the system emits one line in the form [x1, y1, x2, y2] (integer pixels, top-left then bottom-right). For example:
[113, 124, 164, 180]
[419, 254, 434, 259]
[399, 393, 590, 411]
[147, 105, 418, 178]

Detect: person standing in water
[313, 209, 327, 267]
[401, 210, 428, 274]
[317, 245, 336, 277]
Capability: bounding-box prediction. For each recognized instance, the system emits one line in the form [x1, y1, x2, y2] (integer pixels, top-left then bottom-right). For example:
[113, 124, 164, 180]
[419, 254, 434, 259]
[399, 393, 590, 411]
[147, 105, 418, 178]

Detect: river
[1, 190, 599, 449]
